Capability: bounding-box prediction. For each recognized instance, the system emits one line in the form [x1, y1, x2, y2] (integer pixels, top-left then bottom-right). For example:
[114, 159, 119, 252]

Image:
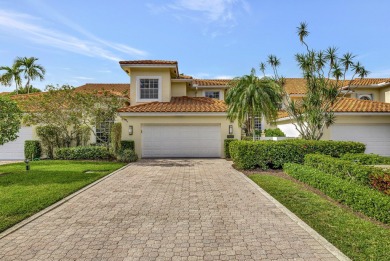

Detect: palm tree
[16, 57, 45, 94]
[226, 68, 282, 141]
[0, 62, 23, 94]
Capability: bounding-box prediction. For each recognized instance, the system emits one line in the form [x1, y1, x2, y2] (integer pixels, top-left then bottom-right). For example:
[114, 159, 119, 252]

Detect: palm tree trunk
[26, 79, 30, 94]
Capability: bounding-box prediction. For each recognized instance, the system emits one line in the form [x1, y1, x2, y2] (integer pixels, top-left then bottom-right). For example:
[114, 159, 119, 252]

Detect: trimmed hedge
[341, 153, 390, 165]
[24, 140, 42, 160]
[229, 139, 365, 169]
[120, 140, 135, 152]
[264, 128, 286, 137]
[284, 163, 390, 224]
[224, 138, 237, 158]
[305, 154, 390, 194]
[304, 154, 373, 185]
[54, 146, 113, 160]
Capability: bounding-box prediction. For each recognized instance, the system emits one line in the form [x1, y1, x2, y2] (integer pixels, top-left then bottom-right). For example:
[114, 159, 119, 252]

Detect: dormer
[119, 60, 179, 104]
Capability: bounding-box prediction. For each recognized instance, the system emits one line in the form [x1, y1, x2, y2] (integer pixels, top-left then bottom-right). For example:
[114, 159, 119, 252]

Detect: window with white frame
[96, 118, 114, 144]
[358, 94, 373, 101]
[205, 91, 220, 99]
[137, 76, 161, 101]
[254, 117, 262, 131]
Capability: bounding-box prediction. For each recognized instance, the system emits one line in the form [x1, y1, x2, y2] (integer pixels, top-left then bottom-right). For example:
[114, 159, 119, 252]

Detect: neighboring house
[274, 78, 390, 156]
[1, 60, 390, 159]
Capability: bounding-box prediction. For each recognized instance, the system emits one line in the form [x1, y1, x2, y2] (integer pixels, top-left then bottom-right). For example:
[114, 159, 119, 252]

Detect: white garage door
[331, 124, 390, 156]
[142, 125, 221, 158]
[0, 127, 34, 160]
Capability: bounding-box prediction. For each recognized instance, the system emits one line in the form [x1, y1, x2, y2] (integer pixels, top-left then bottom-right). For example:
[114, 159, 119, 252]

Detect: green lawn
[0, 160, 126, 233]
[250, 174, 390, 261]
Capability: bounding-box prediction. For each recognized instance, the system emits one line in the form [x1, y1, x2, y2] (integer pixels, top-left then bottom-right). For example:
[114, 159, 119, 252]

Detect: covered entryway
[142, 125, 221, 158]
[0, 127, 34, 160]
[330, 124, 390, 156]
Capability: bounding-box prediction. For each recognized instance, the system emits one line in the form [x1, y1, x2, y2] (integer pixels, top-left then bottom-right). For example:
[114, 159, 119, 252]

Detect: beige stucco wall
[129, 68, 172, 105]
[351, 88, 380, 101]
[120, 115, 240, 158]
[379, 86, 390, 103]
[187, 89, 197, 97]
[186, 87, 227, 100]
[171, 82, 187, 97]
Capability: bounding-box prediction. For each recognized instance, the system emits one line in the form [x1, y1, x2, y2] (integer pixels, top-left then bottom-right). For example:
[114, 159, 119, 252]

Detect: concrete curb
[0, 163, 130, 240]
[233, 167, 351, 261]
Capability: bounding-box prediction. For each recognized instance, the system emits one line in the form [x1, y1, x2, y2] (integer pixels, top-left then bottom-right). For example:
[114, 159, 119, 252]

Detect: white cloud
[148, 0, 250, 35]
[0, 10, 148, 62]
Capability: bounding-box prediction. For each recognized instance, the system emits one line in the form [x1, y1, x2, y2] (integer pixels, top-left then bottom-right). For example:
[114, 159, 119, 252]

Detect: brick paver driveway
[0, 159, 347, 260]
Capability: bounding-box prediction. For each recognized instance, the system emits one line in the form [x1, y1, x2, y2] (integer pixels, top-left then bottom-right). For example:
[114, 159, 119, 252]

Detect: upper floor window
[358, 94, 373, 101]
[205, 91, 220, 99]
[136, 76, 162, 102]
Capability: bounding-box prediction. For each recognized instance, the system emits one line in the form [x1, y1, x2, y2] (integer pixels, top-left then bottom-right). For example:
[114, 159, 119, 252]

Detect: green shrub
[54, 146, 113, 160]
[264, 128, 286, 137]
[305, 154, 390, 194]
[341, 153, 390, 165]
[229, 139, 365, 170]
[120, 140, 135, 151]
[284, 163, 390, 224]
[116, 149, 138, 163]
[304, 154, 373, 185]
[224, 139, 237, 158]
[24, 140, 42, 160]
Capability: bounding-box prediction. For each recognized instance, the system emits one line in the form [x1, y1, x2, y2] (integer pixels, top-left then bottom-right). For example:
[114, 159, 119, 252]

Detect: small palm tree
[226, 69, 282, 140]
[17, 57, 45, 94]
[0, 62, 23, 94]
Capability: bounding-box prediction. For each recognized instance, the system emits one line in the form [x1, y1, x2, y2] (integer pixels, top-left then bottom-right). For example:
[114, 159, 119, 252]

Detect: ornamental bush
[54, 146, 113, 160]
[116, 149, 138, 163]
[284, 163, 390, 224]
[229, 139, 365, 169]
[341, 153, 390, 165]
[24, 140, 42, 160]
[224, 138, 237, 158]
[264, 128, 286, 137]
[120, 140, 135, 151]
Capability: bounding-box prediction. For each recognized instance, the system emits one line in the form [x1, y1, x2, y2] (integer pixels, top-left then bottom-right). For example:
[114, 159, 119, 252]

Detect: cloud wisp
[148, 0, 250, 36]
[0, 9, 147, 62]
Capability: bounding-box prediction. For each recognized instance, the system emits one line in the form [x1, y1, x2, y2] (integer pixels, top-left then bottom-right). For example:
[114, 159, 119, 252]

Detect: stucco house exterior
[1, 60, 390, 159]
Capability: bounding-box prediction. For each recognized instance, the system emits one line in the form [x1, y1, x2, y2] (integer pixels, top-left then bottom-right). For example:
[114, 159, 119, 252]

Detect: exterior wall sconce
[128, 125, 133, 135]
[229, 125, 233, 134]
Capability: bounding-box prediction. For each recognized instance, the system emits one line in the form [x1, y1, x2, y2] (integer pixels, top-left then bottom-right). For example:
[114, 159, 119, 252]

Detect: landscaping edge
[231, 164, 351, 261]
[0, 163, 131, 240]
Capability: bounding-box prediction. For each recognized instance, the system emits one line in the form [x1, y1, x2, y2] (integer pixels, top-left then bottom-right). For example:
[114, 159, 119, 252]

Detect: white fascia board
[342, 83, 390, 89]
[119, 112, 227, 117]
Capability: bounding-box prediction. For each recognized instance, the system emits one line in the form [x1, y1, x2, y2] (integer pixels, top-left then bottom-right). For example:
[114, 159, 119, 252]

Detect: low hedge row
[224, 139, 237, 158]
[341, 153, 390, 165]
[284, 163, 390, 224]
[305, 154, 390, 194]
[55, 146, 113, 160]
[24, 140, 41, 160]
[229, 139, 365, 169]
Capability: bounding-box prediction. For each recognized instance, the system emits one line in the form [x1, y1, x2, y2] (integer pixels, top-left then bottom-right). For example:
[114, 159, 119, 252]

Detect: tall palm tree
[17, 57, 45, 94]
[226, 68, 282, 140]
[0, 62, 23, 94]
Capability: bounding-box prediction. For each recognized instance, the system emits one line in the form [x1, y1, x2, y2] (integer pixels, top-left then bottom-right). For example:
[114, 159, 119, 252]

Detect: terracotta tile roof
[176, 74, 193, 79]
[278, 97, 390, 119]
[193, 79, 232, 87]
[284, 78, 390, 95]
[119, 60, 177, 65]
[118, 96, 227, 113]
[332, 97, 390, 113]
[75, 83, 129, 97]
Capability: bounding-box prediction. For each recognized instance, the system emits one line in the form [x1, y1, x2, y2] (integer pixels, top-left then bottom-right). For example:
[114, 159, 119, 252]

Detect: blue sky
[1, 0, 390, 92]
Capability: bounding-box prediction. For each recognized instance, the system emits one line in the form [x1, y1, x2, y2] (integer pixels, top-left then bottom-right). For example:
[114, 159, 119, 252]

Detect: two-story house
[116, 60, 240, 158]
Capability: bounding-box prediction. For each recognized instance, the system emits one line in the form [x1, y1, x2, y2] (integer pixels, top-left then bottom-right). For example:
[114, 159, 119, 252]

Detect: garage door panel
[0, 127, 34, 160]
[142, 125, 221, 158]
[331, 124, 390, 156]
